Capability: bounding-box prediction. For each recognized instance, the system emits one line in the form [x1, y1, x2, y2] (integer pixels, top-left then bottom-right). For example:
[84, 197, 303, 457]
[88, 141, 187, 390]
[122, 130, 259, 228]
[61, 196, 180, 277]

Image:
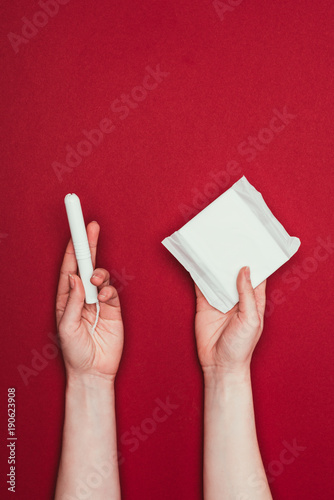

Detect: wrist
[66, 370, 116, 394]
[203, 364, 251, 390]
[65, 371, 116, 420]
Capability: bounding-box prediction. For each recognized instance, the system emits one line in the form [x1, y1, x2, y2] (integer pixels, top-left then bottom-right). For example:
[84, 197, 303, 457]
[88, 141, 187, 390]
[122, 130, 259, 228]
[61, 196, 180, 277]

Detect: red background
[1, 0, 333, 498]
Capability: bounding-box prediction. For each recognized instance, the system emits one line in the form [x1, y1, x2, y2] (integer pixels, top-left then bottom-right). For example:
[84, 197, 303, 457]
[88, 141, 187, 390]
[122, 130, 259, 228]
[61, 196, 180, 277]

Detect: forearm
[203, 367, 272, 500]
[55, 373, 121, 500]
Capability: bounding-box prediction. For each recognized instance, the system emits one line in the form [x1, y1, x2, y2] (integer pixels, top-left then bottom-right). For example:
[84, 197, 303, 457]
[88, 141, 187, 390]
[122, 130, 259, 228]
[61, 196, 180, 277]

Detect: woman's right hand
[194, 266, 266, 375]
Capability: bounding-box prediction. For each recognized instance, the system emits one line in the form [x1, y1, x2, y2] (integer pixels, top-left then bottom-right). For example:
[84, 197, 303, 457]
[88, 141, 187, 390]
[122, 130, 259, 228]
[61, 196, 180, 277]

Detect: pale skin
[195, 267, 273, 499]
[55, 222, 123, 500]
[55, 221, 272, 499]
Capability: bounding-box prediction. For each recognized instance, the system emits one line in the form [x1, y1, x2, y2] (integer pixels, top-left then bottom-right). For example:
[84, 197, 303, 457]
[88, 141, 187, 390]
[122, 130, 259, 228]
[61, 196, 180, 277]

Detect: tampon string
[91, 301, 100, 336]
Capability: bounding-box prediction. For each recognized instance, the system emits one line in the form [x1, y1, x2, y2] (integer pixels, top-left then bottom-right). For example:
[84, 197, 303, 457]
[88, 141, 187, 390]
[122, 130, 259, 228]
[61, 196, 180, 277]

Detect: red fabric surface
[1, 0, 333, 498]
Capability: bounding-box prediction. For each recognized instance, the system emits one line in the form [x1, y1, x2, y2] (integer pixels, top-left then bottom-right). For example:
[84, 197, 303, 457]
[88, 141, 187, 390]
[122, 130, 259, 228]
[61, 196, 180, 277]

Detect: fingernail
[68, 273, 75, 289]
[245, 266, 251, 281]
[92, 273, 101, 279]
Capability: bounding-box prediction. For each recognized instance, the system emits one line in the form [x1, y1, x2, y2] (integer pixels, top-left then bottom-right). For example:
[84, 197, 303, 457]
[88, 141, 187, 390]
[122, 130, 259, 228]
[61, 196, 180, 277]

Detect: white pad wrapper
[162, 176, 301, 313]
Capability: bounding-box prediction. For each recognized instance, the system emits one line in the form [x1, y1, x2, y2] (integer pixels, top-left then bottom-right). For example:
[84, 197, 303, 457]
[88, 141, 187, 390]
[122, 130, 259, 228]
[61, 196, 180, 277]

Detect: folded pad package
[162, 176, 301, 313]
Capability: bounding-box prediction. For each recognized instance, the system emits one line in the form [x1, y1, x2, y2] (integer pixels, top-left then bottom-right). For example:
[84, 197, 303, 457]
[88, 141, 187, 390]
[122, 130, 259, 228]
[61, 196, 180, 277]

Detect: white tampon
[64, 194, 100, 334]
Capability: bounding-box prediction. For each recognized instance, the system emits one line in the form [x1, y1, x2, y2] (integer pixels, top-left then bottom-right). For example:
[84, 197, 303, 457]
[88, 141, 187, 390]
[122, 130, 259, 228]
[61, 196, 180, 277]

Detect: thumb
[61, 274, 85, 330]
[236, 266, 258, 320]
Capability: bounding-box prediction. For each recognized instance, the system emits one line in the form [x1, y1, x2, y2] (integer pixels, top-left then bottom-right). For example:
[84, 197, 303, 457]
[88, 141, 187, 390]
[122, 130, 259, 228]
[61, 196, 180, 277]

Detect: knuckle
[100, 285, 115, 296]
[97, 268, 110, 280]
[109, 285, 118, 296]
[109, 285, 119, 299]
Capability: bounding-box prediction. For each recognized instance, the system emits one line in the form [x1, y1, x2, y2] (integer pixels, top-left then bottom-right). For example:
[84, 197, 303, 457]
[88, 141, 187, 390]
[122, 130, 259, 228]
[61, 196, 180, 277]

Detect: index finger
[86, 221, 100, 269]
[56, 237, 78, 301]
